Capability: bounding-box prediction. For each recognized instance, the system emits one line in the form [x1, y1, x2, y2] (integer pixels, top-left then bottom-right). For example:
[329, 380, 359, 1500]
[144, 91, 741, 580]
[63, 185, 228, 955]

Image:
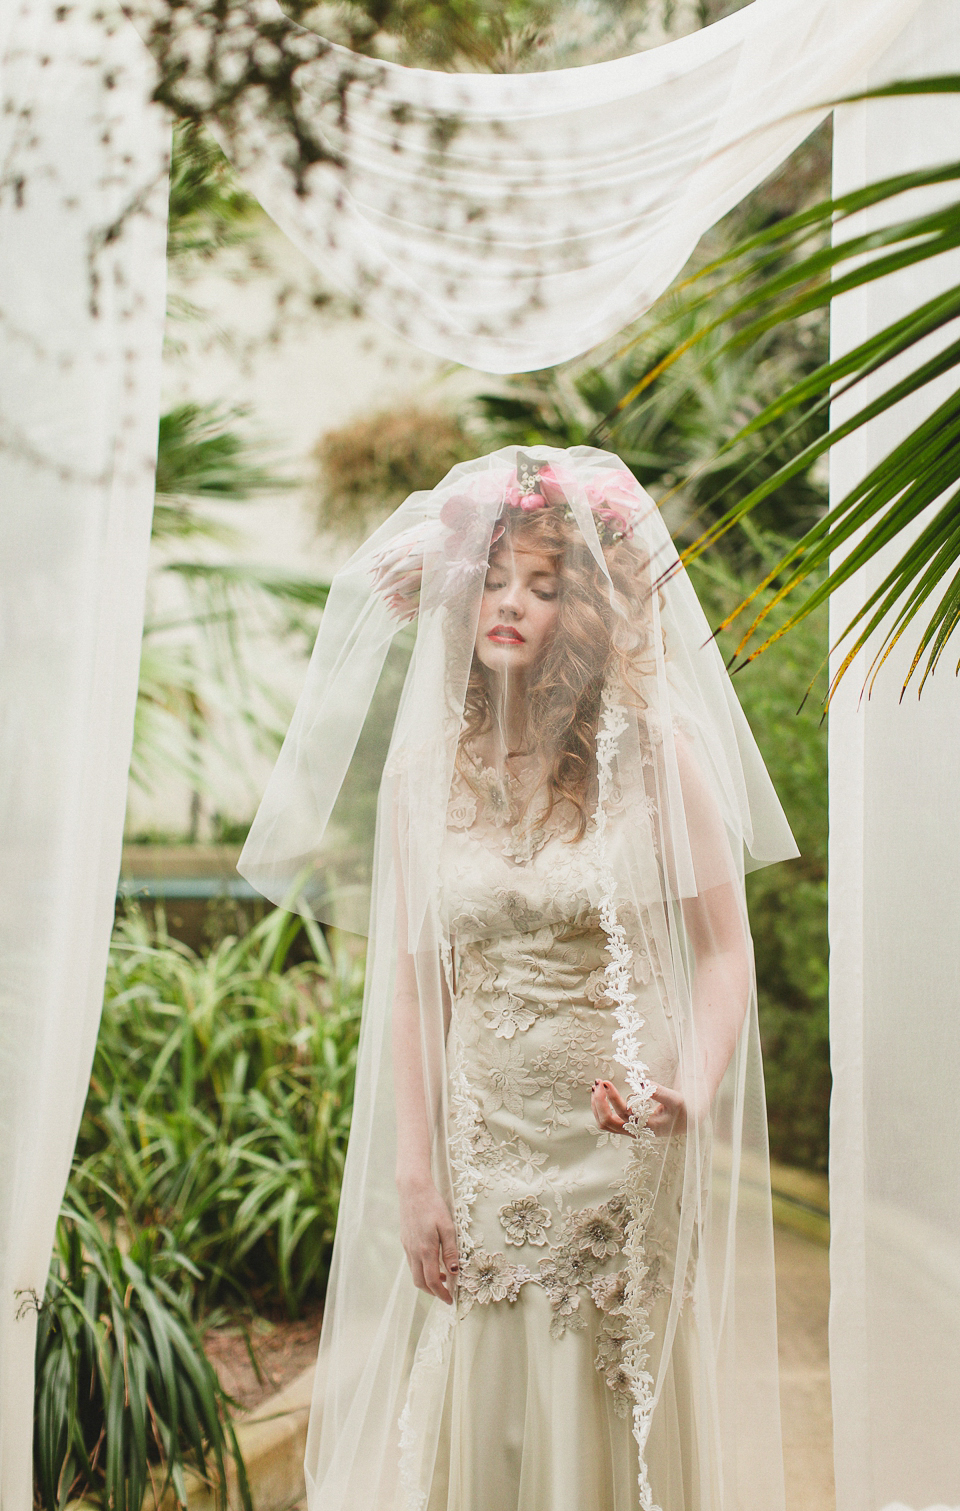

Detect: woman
[239, 446, 798, 1511]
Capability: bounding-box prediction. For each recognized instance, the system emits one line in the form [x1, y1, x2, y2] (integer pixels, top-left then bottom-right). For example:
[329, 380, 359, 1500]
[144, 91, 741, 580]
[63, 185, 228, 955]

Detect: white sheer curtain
[209, 0, 921, 373]
[0, 6, 168, 1507]
[828, 3, 960, 1508]
[0, 0, 950, 1506]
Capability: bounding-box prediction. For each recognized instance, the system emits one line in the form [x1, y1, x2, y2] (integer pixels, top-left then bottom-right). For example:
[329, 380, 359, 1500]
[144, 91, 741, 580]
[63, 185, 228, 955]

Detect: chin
[478, 643, 534, 671]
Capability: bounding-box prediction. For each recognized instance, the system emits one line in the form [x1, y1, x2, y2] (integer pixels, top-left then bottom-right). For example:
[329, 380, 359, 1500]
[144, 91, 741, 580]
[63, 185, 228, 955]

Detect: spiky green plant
[476, 291, 828, 572]
[611, 77, 960, 697]
[73, 906, 362, 1316]
[135, 401, 329, 794]
[33, 1197, 250, 1511]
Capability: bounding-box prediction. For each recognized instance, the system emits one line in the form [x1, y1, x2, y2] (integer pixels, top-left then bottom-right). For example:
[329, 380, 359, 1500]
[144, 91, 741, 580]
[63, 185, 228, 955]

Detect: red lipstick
[487, 626, 525, 644]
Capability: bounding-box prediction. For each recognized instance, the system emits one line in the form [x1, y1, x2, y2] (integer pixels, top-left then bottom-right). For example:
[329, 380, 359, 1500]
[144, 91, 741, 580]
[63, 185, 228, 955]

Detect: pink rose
[439, 493, 476, 533]
[586, 472, 642, 537]
[536, 464, 574, 507]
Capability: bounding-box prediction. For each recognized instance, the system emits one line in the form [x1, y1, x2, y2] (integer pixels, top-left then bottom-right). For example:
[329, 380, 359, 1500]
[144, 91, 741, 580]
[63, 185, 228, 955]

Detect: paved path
[776, 1227, 834, 1511]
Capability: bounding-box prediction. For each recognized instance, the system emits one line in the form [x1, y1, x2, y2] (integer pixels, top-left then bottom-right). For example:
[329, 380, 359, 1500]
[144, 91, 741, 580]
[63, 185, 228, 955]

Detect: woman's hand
[591, 1079, 687, 1138]
[398, 1178, 460, 1305]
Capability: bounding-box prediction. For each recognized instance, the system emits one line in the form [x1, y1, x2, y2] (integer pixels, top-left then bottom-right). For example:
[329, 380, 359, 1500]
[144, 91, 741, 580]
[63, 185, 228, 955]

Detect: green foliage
[474, 278, 828, 573]
[134, 403, 329, 795]
[154, 403, 289, 538]
[72, 907, 363, 1317]
[33, 1197, 248, 1511]
[633, 78, 960, 694]
[690, 554, 829, 1170]
[167, 121, 259, 267]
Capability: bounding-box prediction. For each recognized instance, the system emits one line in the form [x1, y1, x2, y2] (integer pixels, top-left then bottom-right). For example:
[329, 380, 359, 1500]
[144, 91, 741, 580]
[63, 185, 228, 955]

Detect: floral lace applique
[447, 784, 478, 830]
[484, 995, 539, 1039]
[473, 1035, 542, 1118]
[501, 818, 550, 865]
[474, 766, 513, 826]
[458, 1249, 531, 1309]
[591, 1237, 672, 1417]
[488, 889, 546, 937]
[530, 1009, 606, 1133]
[499, 1195, 552, 1246]
[584, 965, 616, 1007]
[536, 1195, 630, 1339]
[591, 1269, 633, 1416]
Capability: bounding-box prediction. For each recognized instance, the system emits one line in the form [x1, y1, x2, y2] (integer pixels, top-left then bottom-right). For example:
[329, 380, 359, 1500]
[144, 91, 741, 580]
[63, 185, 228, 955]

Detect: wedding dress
[417, 755, 701, 1510]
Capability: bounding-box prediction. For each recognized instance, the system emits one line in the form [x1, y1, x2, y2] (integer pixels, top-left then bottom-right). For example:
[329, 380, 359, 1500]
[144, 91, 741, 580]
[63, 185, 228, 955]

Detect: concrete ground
[776, 1226, 834, 1511]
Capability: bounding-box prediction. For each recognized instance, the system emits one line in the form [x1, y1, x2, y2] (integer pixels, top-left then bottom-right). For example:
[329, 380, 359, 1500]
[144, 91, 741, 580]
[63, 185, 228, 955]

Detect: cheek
[476, 594, 497, 636]
[531, 600, 560, 648]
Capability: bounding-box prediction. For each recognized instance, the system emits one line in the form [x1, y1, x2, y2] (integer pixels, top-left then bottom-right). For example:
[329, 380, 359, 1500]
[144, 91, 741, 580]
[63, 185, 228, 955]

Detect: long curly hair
[459, 502, 656, 840]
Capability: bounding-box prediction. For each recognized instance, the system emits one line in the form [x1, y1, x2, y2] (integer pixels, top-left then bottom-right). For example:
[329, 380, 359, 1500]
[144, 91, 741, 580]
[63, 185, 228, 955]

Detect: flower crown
[504, 452, 639, 545]
[372, 458, 644, 621]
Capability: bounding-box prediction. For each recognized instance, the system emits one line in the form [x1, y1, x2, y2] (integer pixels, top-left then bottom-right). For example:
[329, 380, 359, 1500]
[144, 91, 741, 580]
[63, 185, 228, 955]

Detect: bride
[239, 446, 798, 1511]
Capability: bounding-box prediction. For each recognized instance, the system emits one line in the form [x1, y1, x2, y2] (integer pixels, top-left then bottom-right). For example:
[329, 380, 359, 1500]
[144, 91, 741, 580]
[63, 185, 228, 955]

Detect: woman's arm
[592, 878, 749, 1137]
[392, 841, 459, 1303]
[592, 737, 751, 1139]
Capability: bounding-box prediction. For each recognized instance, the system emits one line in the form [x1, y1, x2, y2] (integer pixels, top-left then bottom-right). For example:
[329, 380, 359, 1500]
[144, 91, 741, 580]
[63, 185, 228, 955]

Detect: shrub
[33, 1199, 248, 1511]
[73, 906, 363, 1316]
[315, 406, 474, 535]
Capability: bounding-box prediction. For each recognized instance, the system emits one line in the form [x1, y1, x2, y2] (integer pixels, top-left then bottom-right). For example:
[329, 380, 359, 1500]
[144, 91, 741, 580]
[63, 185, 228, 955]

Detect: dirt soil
[203, 1307, 323, 1413]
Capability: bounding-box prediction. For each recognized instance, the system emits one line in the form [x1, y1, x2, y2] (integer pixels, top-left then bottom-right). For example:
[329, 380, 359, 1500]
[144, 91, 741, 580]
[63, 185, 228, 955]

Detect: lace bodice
[438, 754, 606, 943]
[430, 754, 679, 1431]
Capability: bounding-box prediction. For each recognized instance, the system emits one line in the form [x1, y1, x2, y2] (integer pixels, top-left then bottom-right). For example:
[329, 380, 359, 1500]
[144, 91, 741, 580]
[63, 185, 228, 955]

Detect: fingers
[405, 1216, 459, 1306]
[591, 1079, 685, 1139]
[591, 1079, 630, 1135]
[647, 1084, 686, 1136]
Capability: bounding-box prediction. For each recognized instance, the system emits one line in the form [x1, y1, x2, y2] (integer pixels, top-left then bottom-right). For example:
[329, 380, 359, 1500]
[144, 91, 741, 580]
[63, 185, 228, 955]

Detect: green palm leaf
[612, 76, 960, 696]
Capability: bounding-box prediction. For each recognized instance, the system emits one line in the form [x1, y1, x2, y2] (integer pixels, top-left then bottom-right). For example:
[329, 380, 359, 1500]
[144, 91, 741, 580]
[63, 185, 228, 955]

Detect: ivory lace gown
[407, 757, 702, 1511]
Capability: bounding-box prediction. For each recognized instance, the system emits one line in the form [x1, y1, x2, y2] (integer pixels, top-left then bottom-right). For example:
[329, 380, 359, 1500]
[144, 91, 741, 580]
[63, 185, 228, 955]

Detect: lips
[487, 626, 525, 645]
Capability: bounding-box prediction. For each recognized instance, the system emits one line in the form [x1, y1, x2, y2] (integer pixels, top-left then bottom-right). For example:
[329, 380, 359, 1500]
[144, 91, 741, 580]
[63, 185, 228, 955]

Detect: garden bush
[691, 556, 829, 1171]
[34, 1198, 247, 1511]
[72, 905, 363, 1317]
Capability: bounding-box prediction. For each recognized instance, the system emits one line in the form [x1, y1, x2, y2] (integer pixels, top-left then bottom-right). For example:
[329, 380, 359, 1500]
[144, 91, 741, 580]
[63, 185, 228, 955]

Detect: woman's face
[475, 543, 561, 679]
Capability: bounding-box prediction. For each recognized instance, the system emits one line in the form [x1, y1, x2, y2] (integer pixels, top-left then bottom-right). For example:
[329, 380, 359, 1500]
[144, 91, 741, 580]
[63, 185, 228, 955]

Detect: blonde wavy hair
[459, 502, 657, 841]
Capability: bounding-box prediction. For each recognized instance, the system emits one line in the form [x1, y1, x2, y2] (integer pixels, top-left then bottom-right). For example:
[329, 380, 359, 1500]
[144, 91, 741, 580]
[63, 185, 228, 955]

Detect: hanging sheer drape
[190, 0, 923, 373]
[828, 4, 960, 1509]
[0, 6, 168, 1506]
[0, 0, 950, 1506]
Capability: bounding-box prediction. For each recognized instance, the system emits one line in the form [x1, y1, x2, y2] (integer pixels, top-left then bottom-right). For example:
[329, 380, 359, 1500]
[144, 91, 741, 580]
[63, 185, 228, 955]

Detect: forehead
[489, 544, 559, 576]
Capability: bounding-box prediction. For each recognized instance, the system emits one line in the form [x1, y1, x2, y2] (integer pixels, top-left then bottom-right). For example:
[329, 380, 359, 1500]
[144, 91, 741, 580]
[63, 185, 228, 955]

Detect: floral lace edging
[397, 1302, 456, 1511]
[594, 681, 662, 1511]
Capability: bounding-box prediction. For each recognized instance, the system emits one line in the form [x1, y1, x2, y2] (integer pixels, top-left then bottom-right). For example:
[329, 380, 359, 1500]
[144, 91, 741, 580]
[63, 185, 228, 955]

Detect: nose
[499, 576, 524, 619]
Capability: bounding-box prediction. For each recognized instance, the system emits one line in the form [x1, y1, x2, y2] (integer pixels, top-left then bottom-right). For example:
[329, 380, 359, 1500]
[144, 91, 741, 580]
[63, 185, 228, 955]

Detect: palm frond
[167, 121, 260, 266]
[613, 76, 960, 695]
[167, 561, 330, 608]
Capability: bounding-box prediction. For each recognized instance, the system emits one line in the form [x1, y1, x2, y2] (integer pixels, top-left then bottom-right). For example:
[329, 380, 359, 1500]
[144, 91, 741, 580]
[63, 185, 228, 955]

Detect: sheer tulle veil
[238, 444, 798, 1510]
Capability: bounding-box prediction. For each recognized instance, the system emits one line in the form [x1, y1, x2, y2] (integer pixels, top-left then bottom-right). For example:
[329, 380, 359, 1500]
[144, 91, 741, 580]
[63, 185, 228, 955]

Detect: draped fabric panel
[827, 4, 960, 1508]
[0, 0, 948, 1506]
[0, 7, 168, 1505]
[207, 0, 922, 373]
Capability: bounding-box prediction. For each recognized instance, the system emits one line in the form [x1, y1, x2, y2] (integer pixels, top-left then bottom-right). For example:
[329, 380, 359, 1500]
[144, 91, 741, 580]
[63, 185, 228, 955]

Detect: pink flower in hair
[586, 472, 642, 539]
[535, 464, 574, 508]
[503, 479, 525, 509]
